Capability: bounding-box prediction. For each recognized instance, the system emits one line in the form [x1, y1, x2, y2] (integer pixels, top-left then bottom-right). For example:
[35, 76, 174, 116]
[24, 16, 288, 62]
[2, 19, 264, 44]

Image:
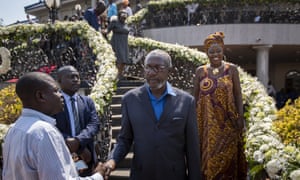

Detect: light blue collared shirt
[2, 108, 103, 180]
[146, 82, 176, 120]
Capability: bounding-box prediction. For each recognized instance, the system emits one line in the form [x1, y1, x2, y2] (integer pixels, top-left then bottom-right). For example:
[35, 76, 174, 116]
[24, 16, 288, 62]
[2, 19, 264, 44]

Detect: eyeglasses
[143, 65, 168, 73]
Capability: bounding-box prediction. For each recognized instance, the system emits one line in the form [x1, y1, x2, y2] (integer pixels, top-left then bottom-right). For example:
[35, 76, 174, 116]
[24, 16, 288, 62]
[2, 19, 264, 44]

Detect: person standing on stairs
[53, 65, 101, 177]
[104, 49, 201, 180]
[102, 10, 131, 80]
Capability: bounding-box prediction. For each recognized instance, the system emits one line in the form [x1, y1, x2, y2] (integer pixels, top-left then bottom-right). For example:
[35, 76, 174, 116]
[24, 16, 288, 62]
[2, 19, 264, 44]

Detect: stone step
[108, 143, 133, 168]
[111, 114, 122, 126]
[111, 95, 123, 105]
[116, 152, 133, 169]
[112, 126, 121, 139]
[110, 104, 121, 115]
[117, 78, 144, 87]
[109, 168, 130, 180]
[116, 86, 137, 95]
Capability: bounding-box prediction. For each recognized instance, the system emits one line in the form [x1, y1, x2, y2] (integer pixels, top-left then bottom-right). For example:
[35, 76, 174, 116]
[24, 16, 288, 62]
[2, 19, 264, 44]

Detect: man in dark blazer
[105, 49, 201, 180]
[53, 65, 100, 176]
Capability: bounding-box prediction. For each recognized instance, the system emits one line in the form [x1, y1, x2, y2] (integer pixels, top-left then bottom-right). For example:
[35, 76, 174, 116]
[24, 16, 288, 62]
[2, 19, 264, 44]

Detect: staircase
[109, 77, 144, 180]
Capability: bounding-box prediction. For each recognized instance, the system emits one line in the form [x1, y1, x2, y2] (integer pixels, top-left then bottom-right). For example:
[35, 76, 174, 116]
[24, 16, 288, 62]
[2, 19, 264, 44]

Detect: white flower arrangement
[0, 47, 11, 75]
[239, 69, 300, 179]
[290, 170, 300, 180]
[0, 21, 118, 115]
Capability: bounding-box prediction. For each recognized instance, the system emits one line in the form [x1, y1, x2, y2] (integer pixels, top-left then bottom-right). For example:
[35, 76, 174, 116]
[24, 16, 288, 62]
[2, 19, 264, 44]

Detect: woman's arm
[231, 65, 245, 130]
[193, 66, 203, 104]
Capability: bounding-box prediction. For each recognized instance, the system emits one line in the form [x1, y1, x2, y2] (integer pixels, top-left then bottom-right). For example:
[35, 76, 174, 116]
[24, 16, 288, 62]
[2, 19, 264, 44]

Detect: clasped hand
[93, 159, 116, 180]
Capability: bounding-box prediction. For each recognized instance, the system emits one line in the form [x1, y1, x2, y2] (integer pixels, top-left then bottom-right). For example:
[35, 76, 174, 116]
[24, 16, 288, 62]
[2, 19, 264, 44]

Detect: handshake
[93, 159, 116, 180]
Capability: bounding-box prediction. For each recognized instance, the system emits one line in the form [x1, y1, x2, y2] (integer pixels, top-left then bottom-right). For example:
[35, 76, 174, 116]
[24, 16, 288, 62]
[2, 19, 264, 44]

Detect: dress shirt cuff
[91, 172, 103, 180]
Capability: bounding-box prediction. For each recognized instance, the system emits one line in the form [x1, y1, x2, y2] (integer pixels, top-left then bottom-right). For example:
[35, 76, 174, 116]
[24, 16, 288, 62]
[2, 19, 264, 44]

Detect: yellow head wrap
[203, 32, 225, 52]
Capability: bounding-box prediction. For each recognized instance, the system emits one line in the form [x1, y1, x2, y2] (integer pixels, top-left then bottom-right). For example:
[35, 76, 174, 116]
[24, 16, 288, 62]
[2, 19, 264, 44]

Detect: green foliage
[249, 163, 266, 180]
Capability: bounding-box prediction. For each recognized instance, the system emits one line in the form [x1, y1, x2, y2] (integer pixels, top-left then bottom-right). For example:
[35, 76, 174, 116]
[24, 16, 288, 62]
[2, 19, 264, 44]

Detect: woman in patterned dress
[194, 32, 247, 180]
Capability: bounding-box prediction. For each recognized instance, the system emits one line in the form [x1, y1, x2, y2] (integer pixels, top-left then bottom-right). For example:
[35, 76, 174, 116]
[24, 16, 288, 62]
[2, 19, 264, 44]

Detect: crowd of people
[2, 30, 251, 179]
[64, 0, 137, 29]
[146, 2, 300, 28]
[60, 0, 137, 80]
[82, 0, 135, 79]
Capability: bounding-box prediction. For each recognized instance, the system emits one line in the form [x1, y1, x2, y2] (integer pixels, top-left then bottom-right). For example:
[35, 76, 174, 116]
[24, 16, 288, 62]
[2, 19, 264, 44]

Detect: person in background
[267, 80, 276, 98]
[194, 32, 247, 179]
[104, 49, 201, 180]
[2, 72, 106, 180]
[107, 0, 118, 23]
[53, 65, 100, 176]
[185, 3, 199, 25]
[135, 0, 143, 13]
[102, 10, 131, 80]
[122, 0, 133, 16]
[84, 0, 106, 31]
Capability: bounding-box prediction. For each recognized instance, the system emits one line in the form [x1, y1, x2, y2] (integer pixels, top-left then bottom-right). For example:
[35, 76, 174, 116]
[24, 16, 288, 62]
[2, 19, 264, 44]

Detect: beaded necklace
[208, 61, 224, 75]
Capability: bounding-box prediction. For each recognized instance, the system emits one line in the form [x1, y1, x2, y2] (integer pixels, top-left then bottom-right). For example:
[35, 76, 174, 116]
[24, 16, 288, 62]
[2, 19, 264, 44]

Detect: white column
[91, 0, 96, 8]
[253, 45, 272, 87]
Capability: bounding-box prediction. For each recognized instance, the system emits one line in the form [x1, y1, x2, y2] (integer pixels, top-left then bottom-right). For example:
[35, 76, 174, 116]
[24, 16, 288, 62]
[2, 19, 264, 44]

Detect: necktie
[71, 97, 81, 135]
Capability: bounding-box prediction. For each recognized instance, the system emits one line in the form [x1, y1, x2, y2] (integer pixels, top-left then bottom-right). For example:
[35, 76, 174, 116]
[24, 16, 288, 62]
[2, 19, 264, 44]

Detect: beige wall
[143, 24, 300, 46]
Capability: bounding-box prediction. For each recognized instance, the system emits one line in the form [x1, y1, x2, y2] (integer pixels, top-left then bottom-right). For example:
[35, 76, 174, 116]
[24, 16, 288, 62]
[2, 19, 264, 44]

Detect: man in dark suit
[105, 49, 201, 180]
[53, 65, 100, 176]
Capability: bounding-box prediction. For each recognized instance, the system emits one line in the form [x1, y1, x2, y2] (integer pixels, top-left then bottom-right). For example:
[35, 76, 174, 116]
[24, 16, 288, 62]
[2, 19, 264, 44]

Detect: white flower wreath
[0, 47, 11, 75]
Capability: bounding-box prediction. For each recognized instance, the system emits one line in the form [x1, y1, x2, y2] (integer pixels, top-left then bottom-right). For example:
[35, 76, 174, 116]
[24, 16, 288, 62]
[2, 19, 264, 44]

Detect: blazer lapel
[62, 97, 72, 134]
[138, 85, 157, 123]
[159, 91, 178, 122]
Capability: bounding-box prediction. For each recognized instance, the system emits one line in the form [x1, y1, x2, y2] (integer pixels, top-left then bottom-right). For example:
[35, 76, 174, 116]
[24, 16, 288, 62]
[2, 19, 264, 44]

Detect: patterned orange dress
[196, 63, 247, 180]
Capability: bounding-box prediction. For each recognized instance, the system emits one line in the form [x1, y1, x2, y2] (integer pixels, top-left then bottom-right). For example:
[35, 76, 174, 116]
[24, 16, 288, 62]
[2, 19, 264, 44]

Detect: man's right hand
[103, 159, 116, 179]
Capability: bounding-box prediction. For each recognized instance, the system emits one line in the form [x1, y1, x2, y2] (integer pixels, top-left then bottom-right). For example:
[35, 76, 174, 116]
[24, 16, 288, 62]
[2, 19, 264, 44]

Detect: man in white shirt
[2, 72, 106, 180]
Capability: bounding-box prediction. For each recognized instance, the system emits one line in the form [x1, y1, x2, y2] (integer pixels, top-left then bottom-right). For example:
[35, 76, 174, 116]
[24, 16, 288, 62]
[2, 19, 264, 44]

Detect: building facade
[25, 0, 300, 97]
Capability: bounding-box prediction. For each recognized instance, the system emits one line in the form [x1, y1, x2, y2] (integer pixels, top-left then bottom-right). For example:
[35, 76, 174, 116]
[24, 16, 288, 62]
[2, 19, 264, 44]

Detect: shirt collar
[22, 108, 57, 126]
[165, 82, 176, 96]
[61, 91, 78, 101]
[146, 82, 176, 98]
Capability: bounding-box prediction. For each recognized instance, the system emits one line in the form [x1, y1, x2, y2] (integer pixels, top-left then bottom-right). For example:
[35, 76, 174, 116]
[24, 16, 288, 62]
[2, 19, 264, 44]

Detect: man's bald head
[16, 72, 55, 102]
[16, 72, 63, 115]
